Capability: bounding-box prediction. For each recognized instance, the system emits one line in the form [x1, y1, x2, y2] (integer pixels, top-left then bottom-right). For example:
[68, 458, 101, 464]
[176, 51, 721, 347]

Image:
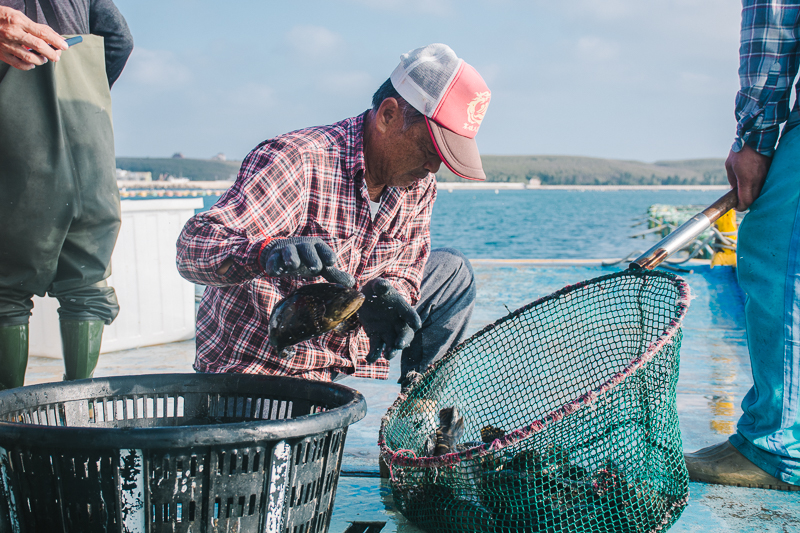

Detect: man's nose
[424, 157, 441, 174]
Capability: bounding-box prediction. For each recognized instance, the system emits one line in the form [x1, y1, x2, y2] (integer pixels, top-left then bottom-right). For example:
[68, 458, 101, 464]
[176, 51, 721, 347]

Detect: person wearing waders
[0, 1, 132, 388]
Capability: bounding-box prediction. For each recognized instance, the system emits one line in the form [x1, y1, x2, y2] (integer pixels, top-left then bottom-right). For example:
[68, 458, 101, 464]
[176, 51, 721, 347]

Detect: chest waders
[0, 35, 121, 388]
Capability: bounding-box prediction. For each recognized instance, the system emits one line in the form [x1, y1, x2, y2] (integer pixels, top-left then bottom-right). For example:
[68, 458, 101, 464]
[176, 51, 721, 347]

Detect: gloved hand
[260, 237, 355, 287]
[359, 278, 422, 363]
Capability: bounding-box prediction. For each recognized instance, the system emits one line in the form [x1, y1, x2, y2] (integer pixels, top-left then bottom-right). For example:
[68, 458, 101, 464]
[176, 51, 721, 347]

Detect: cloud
[228, 83, 276, 110]
[570, 0, 631, 20]
[285, 25, 346, 62]
[555, 0, 738, 49]
[111, 0, 745, 162]
[575, 36, 620, 62]
[124, 48, 192, 90]
[348, 0, 453, 16]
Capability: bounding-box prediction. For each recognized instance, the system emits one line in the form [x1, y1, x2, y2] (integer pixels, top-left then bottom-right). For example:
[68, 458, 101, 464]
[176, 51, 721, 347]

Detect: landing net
[379, 269, 690, 533]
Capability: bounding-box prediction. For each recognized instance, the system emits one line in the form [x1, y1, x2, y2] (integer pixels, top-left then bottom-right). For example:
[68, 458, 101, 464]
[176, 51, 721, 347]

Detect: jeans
[731, 125, 800, 485]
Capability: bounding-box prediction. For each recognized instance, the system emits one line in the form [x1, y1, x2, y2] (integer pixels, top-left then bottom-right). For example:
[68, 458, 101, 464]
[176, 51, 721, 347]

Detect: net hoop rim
[378, 269, 691, 469]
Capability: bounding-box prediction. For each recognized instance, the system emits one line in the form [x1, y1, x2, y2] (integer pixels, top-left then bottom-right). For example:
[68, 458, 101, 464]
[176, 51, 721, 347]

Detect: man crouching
[176, 43, 491, 387]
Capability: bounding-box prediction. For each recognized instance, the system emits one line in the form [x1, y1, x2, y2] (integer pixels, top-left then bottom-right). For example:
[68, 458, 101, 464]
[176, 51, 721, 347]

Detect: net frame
[379, 269, 691, 533]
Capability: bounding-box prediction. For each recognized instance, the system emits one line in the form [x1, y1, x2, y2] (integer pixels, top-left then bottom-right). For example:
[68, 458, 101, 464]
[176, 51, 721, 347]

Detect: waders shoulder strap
[24, 0, 63, 34]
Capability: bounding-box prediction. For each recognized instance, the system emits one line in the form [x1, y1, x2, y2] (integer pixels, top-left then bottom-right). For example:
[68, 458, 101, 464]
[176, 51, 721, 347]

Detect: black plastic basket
[0, 373, 366, 533]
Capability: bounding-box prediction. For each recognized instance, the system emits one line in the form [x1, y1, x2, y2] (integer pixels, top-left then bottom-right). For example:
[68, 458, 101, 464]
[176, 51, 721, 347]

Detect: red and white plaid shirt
[176, 113, 436, 381]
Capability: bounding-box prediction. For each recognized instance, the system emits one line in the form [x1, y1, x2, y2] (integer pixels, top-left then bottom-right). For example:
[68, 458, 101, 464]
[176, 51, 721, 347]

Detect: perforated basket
[380, 269, 691, 533]
[0, 373, 366, 533]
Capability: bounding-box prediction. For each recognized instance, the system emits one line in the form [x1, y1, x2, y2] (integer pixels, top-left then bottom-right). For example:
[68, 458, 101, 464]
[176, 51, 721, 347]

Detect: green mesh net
[379, 269, 690, 533]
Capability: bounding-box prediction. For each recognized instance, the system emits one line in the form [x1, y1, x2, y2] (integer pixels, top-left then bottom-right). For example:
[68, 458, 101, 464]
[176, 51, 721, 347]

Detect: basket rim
[0, 373, 367, 449]
[378, 269, 690, 469]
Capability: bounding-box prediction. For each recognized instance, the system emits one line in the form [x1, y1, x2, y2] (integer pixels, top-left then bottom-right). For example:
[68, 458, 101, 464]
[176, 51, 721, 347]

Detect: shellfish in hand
[268, 283, 365, 358]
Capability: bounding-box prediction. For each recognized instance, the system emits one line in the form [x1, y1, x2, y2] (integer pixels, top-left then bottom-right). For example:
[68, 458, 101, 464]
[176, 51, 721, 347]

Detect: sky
[110, 0, 745, 163]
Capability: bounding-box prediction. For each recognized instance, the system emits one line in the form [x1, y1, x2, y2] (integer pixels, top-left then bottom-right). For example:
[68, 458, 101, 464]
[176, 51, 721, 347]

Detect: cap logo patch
[464, 91, 491, 132]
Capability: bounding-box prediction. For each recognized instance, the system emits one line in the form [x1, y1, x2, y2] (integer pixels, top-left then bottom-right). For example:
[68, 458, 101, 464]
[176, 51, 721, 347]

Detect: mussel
[268, 283, 365, 357]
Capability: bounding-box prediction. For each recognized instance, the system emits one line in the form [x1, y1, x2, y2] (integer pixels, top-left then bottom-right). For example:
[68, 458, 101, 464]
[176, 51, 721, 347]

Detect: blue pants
[731, 125, 800, 485]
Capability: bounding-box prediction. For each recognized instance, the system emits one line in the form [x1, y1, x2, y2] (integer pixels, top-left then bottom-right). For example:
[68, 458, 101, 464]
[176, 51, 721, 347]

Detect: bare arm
[725, 143, 772, 211]
[0, 6, 66, 70]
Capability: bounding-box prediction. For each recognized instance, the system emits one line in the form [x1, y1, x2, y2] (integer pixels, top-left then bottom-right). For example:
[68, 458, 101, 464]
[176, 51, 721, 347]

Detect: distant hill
[436, 155, 728, 185]
[117, 155, 728, 185]
[116, 157, 240, 182]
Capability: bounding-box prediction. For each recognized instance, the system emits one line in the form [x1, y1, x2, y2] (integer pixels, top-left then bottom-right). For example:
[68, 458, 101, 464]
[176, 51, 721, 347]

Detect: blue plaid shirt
[733, 0, 800, 156]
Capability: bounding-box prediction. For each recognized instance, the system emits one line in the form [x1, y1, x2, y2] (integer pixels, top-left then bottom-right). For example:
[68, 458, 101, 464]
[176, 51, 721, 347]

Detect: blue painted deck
[24, 261, 799, 531]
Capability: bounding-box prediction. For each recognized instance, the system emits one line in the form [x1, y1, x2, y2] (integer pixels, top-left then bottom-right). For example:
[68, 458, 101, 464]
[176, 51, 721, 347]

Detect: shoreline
[468, 258, 714, 266]
[436, 182, 729, 191]
[118, 180, 730, 192]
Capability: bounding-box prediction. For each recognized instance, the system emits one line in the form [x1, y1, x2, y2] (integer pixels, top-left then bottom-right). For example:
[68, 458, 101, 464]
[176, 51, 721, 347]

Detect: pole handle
[631, 188, 738, 270]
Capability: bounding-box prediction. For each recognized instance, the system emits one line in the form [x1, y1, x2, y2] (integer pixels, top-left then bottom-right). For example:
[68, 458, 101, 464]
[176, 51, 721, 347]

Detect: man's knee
[0, 288, 34, 326]
[417, 248, 476, 322]
[427, 248, 475, 295]
[52, 281, 120, 325]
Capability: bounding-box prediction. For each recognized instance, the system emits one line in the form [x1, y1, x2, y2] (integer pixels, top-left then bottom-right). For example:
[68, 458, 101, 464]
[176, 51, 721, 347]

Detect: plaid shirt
[176, 113, 436, 381]
[733, 0, 800, 156]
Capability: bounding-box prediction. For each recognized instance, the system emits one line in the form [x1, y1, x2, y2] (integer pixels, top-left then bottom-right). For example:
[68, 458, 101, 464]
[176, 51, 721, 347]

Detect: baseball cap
[390, 43, 491, 181]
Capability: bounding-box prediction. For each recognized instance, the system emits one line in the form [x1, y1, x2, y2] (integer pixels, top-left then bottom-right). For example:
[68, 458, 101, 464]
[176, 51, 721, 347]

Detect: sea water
[430, 188, 725, 259]
[198, 187, 726, 259]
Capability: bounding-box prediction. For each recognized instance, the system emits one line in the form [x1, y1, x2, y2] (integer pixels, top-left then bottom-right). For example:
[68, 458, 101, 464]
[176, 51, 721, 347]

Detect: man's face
[380, 120, 443, 188]
[365, 100, 443, 191]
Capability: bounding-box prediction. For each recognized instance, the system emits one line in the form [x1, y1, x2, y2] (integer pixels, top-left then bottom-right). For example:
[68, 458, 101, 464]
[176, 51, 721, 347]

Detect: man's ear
[375, 97, 401, 134]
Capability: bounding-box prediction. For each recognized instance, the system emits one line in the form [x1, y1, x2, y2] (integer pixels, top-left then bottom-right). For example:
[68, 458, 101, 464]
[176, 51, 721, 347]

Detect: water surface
[431, 188, 724, 259]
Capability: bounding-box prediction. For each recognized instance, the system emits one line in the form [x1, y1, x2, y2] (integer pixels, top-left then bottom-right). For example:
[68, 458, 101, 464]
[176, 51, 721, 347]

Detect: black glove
[260, 237, 355, 287]
[359, 278, 422, 363]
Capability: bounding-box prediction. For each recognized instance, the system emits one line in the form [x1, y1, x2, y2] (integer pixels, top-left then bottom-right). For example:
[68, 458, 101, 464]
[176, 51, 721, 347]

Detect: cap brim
[426, 117, 486, 181]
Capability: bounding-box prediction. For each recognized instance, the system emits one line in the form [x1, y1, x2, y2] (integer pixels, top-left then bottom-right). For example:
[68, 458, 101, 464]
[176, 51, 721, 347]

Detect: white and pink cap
[390, 43, 491, 181]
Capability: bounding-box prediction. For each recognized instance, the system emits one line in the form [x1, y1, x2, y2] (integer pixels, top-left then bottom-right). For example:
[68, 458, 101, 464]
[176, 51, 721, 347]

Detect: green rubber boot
[0, 324, 28, 390]
[61, 320, 104, 380]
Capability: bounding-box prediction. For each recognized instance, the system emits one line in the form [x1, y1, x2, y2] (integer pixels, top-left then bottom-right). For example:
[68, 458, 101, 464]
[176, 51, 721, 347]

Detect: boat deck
[24, 262, 799, 532]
